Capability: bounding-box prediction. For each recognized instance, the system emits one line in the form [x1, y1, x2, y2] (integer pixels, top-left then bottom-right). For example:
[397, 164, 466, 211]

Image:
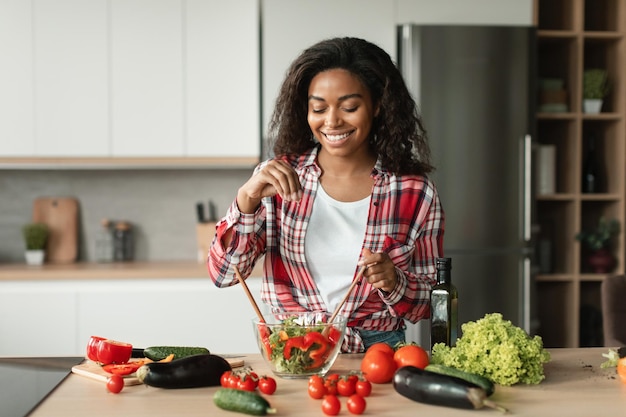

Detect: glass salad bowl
[252, 311, 347, 379]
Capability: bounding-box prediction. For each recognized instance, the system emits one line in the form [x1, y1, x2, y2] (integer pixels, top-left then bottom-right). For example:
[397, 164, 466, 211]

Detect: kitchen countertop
[26, 348, 625, 416]
[0, 260, 264, 281]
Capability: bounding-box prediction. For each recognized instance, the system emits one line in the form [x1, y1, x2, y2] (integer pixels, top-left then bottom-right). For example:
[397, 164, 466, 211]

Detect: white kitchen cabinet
[110, 0, 185, 156]
[0, 278, 265, 357]
[33, 0, 110, 156]
[0, 0, 34, 156]
[261, 0, 396, 137]
[0, 283, 77, 356]
[185, 0, 260, 158]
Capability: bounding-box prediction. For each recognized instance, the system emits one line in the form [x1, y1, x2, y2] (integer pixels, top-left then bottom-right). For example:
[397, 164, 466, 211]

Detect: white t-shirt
[305, 185, 370, 313]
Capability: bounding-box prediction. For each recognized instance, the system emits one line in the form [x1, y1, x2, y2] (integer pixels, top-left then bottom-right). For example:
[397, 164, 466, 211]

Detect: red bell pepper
[283, 336, 306, 360]
[304, 331, 329, 368]
[258, 323, 273, 359]
[282, 331, 331, 369]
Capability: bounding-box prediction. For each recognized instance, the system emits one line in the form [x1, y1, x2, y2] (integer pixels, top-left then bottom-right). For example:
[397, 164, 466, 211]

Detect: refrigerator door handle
[522, 256, 532, 333]
[523, 134, 533, 242]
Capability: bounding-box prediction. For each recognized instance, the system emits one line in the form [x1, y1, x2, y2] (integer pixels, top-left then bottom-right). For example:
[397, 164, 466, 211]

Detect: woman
[207, 37, 444, 353]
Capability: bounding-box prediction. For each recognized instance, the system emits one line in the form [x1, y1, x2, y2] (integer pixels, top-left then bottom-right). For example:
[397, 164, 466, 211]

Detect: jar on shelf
[113, 221, 133, 261]
[95, 218, 114, 263]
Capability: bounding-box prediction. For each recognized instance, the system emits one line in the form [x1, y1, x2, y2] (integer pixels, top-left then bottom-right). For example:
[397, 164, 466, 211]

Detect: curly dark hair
[268, 37, 433, 176]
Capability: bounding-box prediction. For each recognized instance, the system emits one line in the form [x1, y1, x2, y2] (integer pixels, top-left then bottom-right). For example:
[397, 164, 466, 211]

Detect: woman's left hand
[359, 248, 397, 293]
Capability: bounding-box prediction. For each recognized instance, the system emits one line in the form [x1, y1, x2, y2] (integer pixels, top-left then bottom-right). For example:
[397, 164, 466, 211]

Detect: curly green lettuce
[430, 313, 550, 386]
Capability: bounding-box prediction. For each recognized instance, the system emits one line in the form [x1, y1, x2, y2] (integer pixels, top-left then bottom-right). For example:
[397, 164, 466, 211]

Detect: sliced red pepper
[102, 362, 142, 376]
[283, 336, 306, 360]
[304, 331, 329, 369]
[327, 326, 343, 347]
[258, 323, 273, 359]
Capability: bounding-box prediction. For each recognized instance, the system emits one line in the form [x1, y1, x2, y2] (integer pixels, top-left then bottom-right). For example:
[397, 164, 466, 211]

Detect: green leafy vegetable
[600, 347, 626, 368]
[601, 349, 620, 368]
[430, 313, 551, 386]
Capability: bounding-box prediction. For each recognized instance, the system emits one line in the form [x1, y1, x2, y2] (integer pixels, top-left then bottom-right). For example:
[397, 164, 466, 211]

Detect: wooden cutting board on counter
[72, 357, 244, 386]
[32, 197, 79, 263]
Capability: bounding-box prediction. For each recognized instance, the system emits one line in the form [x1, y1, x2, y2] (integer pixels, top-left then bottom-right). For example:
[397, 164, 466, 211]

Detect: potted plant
[582, 69, 609, 113]
[22, 222, 49, 265]
[576, 217, 619, 273]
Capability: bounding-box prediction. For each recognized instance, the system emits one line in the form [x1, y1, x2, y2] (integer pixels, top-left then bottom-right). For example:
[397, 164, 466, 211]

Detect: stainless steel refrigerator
[397, 24, 538, 338]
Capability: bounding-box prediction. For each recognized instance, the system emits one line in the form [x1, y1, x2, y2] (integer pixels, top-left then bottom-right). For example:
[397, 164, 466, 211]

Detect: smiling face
[307, 69, 379, 160]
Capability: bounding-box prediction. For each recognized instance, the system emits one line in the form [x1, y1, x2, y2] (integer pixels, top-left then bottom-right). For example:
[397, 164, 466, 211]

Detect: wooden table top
[28, 348, 625, 417]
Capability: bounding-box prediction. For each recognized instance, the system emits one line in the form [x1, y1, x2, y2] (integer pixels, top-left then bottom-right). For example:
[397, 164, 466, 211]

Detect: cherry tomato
[355, 379, 372, 397]
[617, 357, 626, 383]
[102, 362, 141, 376]
[247, 371, 259, 388]
[309, 375, 324, 386]
[324, 377, 338, 396]
[347, 394, 367, 415]
[258, 376, 277, 395]
[365, 342, 395, 357]
[308, 381, 327, 399]
[227, 373, 241, 389]
[238, 375, 257, 392]
[220, 371, 232, 387]
[360, 350, 397, 384]
[337, 376, 356, 397]
[321, 394, 341, 416]
[106, 375, 124, 394]
[97, 339, 133, 365]
[393, 344, 430, 369]
[86, 336, 106, 362]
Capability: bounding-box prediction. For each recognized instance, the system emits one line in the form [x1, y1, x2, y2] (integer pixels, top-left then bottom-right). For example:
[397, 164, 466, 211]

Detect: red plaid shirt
[207, 147, 444, 352]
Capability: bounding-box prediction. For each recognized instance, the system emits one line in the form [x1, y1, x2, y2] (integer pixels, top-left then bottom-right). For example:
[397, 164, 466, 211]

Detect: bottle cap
[436, 257, 452, 270]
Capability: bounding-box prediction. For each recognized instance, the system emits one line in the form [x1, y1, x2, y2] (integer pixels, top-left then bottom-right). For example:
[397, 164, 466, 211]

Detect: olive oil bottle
[430, 257, 458, 350]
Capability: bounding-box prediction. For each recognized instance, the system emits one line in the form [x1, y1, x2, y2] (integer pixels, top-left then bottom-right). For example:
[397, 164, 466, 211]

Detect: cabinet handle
[523, 134, 532, 242]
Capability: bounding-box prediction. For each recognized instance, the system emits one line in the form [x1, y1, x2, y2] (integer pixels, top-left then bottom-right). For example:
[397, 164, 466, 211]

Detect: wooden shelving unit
[534, 0, 626, 347]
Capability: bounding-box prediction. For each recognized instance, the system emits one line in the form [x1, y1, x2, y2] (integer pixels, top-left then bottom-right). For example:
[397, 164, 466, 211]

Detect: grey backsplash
[0, 169, 253, 263]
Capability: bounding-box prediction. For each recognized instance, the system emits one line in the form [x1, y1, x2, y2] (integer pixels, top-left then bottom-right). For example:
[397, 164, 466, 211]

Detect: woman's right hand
[237, 159, 302, 213]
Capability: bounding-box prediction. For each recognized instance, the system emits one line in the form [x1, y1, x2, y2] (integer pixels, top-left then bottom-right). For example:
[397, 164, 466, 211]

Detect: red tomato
[393, 344, 430, 369]
[337, 376, 356, 397]
[86, 336, 106, 362]
[106, 375, 124, 394]
[97, 339, 132, 365]
[324, 377, 338, 396]
[309, 375, 324, 386]
[347, 394, 367, 415]
[220, 371, 232, 387]
[102, 362, 141, 376]
[360, 350, 397, 384]
[321, 395, 341, 416]
[227, 373, 241, 389]
[308, 381, 327, 399]
[238, 376, 257, 392]
[258, 376, 277, 395]
[355, 379, 372, 397]
[365, 342, 395, 357]
[247, 371, 259, 388]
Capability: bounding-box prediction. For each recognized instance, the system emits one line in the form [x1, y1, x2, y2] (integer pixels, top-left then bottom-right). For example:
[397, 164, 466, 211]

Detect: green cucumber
[213, 388, 277, 416]
[425, 364, 495, 396]
[143, 346, 210, 361]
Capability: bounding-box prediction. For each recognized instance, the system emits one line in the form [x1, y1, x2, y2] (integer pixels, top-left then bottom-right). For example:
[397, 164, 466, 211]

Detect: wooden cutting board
[32, 197, 79, 263]
[72, 357, 245, 386]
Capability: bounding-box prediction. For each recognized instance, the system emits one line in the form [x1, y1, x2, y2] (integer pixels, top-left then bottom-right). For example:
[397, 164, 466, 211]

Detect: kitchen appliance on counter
[0, 356, 84, 417]
[397, 24, 538, 340]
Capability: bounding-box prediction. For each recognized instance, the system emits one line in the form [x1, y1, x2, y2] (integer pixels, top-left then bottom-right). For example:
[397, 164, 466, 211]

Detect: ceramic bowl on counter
[252, 311, 347, 379]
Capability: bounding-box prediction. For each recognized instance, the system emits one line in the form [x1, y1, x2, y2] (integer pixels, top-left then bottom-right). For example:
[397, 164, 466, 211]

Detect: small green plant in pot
[22, 222, 49, 265]
[583, 69, 609, 113]
[576, 217, 619, 273]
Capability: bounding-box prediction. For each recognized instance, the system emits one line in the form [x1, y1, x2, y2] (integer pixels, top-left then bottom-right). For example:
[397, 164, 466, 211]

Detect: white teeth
[324, 132, 351, 141]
